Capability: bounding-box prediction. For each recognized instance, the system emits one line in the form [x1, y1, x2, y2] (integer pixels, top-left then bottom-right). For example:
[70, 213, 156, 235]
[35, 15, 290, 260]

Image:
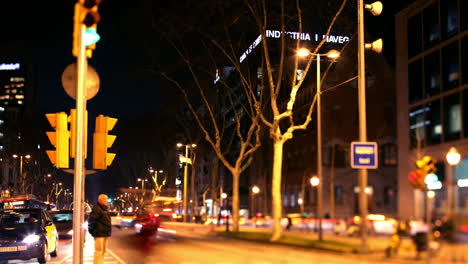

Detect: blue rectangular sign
[351, 142, 378, 169]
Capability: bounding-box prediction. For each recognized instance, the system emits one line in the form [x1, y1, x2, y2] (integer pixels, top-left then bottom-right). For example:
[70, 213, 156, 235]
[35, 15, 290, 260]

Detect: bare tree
[161, 40, 263, 231]
[245, 0, 349, 240]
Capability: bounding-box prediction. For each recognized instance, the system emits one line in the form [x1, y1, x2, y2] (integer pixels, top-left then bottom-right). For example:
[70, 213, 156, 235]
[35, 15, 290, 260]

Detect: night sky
[0, 0, 410, 202]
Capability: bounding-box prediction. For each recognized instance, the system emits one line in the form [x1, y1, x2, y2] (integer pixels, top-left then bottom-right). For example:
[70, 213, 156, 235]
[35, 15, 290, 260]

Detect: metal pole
[183, 146, 189, 222]
[316, 54, 323, 241]
[225, 199, 229, 232]
[357, 0, 369, 252]
[72, 21, 87, 264]
[447, 165, 454, 217]
[20, 156, 23, 194]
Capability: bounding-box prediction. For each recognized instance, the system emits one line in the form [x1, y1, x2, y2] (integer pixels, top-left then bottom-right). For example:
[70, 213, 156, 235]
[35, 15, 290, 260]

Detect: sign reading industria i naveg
[350, 142, 378, 169]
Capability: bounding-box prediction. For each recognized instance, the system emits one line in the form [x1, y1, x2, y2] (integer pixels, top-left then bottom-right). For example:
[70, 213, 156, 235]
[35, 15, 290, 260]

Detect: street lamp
[251, 185, 260, 225]
[357, 0, 383, 252]
[177, 142, 197, 222]
[12, 154, 31, 194]
[310, 176, 320, 233]
[446, 147, 461, 219]
[137, 178, 148, 203]
[220, 193, 229, 231]
[298, 48, 340, 242]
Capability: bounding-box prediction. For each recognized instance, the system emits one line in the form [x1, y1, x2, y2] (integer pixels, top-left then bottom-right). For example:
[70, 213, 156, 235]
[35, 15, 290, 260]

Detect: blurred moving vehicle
[110, 212, 136, 228]
[0, 208, 58, 264]
[49, 210, 88, 239]
[134, 210, 160, 235]
[49, 210, 73, 238]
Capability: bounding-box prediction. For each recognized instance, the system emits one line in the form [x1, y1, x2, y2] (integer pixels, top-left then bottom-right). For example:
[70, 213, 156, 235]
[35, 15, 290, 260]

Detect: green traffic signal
[84, 28, 100, 46]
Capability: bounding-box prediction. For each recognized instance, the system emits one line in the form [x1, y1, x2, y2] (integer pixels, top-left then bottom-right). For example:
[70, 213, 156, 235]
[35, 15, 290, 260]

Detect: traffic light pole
[72, 22, 87, 264]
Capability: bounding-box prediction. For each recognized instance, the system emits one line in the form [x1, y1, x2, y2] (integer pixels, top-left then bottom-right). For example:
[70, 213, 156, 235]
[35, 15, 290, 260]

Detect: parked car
[134, 211, 160, 235]
[0, 208, 58, 264]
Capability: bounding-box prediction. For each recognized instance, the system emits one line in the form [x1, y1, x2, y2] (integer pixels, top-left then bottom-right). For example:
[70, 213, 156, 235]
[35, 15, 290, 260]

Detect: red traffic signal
[408, 169, 426, 190]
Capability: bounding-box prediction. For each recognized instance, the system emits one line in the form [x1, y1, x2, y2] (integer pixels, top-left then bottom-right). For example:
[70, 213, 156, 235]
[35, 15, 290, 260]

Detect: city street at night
[1, 0, 468, 263]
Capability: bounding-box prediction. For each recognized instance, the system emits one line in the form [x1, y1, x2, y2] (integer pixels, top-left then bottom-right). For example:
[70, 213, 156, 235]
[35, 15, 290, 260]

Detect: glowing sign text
[0, 63, 20, 71]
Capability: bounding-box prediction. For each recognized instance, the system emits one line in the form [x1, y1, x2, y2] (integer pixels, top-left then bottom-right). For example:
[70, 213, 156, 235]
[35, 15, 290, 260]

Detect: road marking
[107, 248, 127, 264]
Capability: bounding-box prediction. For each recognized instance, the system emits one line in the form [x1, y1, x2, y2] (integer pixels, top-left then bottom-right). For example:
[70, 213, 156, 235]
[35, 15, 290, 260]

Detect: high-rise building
[396, 0, 468, 219]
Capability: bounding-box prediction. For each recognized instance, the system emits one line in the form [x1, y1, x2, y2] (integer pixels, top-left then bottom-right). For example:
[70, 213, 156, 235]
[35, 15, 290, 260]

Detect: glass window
[382, 144, 397, 166]
[423, 3, 440, 49]
[426, 100, 441, 145]
[444, 94, 461, 141]
[424, 51, 440, 97]
[408, 13, 423, 58]
[463, 36, 468, 85]
[463, 90, 468, 138]
[462, 0, 468, 32]
[441, 0, 458, 39]
[442, 42, 460, 90]
[409, 106, 426, 148]
[335, 186, 343, 204]
[383, 186, 393, 205]
[409, 59, 423, 103]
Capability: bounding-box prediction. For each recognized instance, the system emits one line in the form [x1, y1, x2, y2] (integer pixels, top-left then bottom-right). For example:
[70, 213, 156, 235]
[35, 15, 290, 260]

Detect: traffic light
[408, 155, 437, 190]
[415, 156, 437, 176]
[68, 109, 88, 158]
[46, 112, 70, 168]
[408, 170, 426, 190]
[93, 114, 117, 170]
[73, 0, 102, 58]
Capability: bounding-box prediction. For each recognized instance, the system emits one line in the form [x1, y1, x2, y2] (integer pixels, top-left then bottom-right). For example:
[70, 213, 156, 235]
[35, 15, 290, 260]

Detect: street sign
[61, 63, 100, 100]
[351, 142, 378, 169]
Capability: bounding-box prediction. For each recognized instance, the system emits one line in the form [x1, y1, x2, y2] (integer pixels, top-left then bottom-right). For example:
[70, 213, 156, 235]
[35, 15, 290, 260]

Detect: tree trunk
[330, 144, 335, 219]
[211, 157, 218, 218]
[271, 139, 284, 241]
[232, 170, 240, 232]
[191, 153, 197, 218]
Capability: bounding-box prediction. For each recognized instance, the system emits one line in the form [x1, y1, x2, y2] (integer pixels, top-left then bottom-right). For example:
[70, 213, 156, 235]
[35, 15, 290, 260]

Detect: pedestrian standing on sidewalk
[88, 194, 112, 264]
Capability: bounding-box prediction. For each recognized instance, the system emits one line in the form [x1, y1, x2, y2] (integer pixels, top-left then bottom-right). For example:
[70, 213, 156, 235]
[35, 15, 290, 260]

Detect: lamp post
[446, 147, 461, 219]
[251, 185, 260, 226]
[310, 176, 320, 235]
[297, 49, 340, 241]
[12, 154, 31, 194]
[177, 143, 197, 222]
[357, 0, 383, 252]
[137, 178, 148, 203]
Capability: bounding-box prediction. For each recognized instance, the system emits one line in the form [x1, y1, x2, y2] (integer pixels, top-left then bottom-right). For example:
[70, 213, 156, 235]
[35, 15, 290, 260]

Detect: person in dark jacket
[88, 194, 112, 264]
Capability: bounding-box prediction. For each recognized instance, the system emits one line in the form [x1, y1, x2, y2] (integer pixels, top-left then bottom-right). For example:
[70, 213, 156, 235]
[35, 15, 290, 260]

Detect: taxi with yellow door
[0, 208, 58, 263]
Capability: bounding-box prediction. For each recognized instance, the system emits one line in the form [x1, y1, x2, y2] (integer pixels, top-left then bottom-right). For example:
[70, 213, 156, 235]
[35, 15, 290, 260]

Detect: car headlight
[67, 230, 74, 235]
[22, 234, 40, 244]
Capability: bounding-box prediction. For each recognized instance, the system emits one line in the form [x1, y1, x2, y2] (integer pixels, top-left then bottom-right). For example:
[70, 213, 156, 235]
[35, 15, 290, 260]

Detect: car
[110, 212, 122, 228]
[119, 212, 136, 227]
[0, 208, 58, 264]
[49, 210, 88, 239]
[134, 211, 160, 235]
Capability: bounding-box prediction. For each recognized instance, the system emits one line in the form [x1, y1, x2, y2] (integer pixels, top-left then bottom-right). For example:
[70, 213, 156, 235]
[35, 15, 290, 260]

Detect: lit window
[0, 107, 4, 111]
[15, 95, 24, 99]
[11, 89, 16, 94]
[18, 100, 23, 105]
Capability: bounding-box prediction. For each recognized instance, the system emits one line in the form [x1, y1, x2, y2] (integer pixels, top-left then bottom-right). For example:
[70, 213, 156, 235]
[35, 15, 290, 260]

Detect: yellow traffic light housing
[72, 0, 102, 58]
[46, 112, 70, 168]
[69, 109, 88, 158]
[93, 114, 117, 169]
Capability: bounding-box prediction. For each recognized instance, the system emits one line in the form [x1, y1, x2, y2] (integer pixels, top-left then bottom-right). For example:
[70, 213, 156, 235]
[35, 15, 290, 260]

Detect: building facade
[396, 0, 468, 219]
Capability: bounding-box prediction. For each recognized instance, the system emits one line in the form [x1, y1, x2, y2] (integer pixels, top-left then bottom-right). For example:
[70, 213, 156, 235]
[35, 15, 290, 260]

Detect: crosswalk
[62, 233, 124, 264]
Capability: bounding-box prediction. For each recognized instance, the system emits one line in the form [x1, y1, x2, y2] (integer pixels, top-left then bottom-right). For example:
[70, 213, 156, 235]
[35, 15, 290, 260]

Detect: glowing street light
[446, 147, 461, 219]
[177, 143, 197, 222]
[310, 176, 320, 187]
